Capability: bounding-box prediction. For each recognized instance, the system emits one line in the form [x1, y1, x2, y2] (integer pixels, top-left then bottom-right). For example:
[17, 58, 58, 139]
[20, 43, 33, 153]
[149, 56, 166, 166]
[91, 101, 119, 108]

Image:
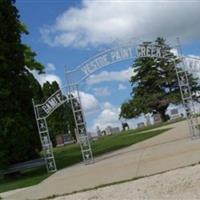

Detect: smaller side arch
[33, 84, 93, 173]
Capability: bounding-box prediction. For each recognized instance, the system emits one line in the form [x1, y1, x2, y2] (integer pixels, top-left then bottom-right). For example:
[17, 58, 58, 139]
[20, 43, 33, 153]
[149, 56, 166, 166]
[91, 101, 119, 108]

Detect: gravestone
[56, 134, 64, 147]
[145, 115, 151, 126]
[153, 113, 162, 124]
[170, 108, 180, 120]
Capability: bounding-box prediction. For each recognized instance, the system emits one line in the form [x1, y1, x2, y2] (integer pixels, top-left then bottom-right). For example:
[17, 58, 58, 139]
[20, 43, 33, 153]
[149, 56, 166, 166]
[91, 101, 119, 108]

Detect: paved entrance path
[2, 120, 200, 200]
[55, 164, 200, 200]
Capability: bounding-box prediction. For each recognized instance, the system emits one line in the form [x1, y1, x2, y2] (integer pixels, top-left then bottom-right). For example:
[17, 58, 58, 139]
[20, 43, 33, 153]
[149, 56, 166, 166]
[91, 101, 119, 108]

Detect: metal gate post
[68, 84, 94, 164]
[32, 99, 57, 172]
[174, 61, 200, 139]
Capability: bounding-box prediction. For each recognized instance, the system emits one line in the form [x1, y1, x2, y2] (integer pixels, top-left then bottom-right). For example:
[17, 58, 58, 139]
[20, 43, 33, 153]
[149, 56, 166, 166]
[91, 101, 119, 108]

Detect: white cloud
[91, 102, 121, 131]
[183, 56, 200, 82]
[79, 91, 100, 113]
[86, 67, 133, 85]
[46, 63, 56, 71]
[30, 62, 61, 87]
[41, 1, 200, 48]
[93, 87, 111, 96]
[32, 67, 99, 113]
[170, 48, 179, 56]
[31, 70, 62, 87]
[184, 56, 200, 72]
[118, 83, 127, 90]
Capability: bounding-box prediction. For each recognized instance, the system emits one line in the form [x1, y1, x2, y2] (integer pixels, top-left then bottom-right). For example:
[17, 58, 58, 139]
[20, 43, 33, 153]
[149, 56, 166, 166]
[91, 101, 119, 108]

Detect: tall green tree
[120, 38, 200, 121]
[0, 0, 44, 169]
[42, 81, 76, 146]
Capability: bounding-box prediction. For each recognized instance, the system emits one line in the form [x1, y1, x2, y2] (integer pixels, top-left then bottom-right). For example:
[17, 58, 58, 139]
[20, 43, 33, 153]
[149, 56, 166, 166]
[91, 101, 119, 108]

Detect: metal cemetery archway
[33, 42, 200, 173]
[32, 84, 93, 173]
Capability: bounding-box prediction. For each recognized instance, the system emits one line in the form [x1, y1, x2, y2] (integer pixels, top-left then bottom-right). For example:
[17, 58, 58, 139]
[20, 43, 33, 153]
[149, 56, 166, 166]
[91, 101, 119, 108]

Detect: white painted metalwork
[32, 83, 94, 172]
[33, 41, 200, 173]
[175, 58, 200, 139]
[136, 44, 163, 58]
[32, 99, 57, 173]
[175, 38, 200, 139]
[175, 67, 200, 138]
[68, 84, 93, 164]
[136, 41, 200, 139]
[65, 45, 135, 84]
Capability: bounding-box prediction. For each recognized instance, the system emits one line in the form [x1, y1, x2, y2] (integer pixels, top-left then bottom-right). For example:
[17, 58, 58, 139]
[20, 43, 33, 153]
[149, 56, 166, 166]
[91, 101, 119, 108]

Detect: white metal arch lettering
[33, 42, 200, 173]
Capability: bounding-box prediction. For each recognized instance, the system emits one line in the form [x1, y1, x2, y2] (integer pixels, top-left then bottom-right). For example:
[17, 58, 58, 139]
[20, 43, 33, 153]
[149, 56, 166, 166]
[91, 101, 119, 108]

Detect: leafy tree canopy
[0, 0, 44, 169]
[42, 81, 76, 146]
[120, 38, 200, 121]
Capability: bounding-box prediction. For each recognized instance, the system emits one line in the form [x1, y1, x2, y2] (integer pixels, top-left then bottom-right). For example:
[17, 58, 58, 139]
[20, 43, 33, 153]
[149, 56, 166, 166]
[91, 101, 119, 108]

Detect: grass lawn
[0, 127, 171, 193]
[0, 167, 49, 194]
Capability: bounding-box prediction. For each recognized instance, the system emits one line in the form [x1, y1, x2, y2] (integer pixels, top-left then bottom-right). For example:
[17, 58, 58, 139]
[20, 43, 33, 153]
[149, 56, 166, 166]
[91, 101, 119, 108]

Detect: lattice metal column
[32, 100, 57, 173]
[68, 84, 94, 164]
[175, 63, 200, 139]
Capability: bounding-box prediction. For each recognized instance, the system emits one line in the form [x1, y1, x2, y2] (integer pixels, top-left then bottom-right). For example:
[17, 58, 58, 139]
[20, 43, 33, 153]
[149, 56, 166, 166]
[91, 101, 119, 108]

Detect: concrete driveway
[2, 120, 200, 200]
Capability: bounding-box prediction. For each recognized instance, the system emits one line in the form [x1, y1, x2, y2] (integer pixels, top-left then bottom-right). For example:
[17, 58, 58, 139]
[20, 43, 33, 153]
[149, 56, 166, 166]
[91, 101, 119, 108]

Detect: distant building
[137, 122, 145, 128]
[153, 113, 162, 124]
[110, 127, 120, 134]
[105, 126, 120, 135]
[170, 108, 180, 120]
[87, 132, 92, 139]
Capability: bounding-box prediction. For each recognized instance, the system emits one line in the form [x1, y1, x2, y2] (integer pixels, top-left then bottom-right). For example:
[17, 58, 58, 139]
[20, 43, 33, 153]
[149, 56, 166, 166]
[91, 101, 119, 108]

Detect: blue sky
[16, 0, 200, 133]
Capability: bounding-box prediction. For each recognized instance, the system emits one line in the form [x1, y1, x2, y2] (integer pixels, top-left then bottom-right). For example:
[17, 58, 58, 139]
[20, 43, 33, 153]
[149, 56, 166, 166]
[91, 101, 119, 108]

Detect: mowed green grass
[0, 127, 170, 193]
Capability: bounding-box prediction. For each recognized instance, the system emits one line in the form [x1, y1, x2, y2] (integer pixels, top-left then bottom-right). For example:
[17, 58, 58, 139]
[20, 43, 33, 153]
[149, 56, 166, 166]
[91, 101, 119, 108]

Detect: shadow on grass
[0, 166, 48, 193]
